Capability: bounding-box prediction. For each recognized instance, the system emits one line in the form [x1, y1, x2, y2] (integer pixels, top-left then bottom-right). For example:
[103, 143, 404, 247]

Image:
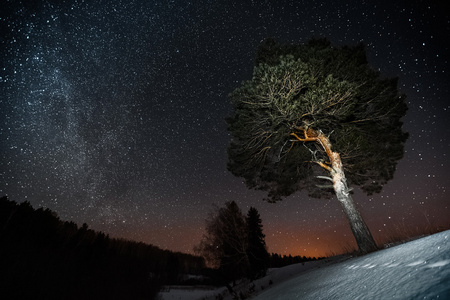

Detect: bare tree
[195, 201, 249, 282]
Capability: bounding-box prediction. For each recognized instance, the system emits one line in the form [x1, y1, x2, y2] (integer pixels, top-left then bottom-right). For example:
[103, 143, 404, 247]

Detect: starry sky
[1, 0, 449, 258]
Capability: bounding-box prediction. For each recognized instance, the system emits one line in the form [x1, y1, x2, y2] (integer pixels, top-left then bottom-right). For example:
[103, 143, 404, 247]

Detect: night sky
[1, 0, 449, 258]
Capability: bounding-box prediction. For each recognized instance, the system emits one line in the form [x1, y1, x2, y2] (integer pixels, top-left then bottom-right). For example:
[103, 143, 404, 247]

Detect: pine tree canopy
[227, 38, 408, 202]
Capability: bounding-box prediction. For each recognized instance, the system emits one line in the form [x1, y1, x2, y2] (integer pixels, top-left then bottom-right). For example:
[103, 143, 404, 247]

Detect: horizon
[1, 0, 449, 259]
[2, 193, 448, 259]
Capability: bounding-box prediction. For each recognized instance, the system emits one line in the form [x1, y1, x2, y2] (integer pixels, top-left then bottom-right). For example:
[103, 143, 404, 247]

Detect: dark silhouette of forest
[269, 253, 321, 268]
[0, 196, 205, 299]
[0, 196, 323, 299]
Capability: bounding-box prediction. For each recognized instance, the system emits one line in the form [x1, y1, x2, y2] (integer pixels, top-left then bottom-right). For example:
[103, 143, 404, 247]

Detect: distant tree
[227, 38, 408, 254]
[246, 207, 269, 279]
[195, 201, 249, 283]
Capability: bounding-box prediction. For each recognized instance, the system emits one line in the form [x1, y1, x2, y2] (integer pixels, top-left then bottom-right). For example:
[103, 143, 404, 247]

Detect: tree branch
[316, 175, 333, 181]
[316, 161, 333, 172]
[290, 132, 317, 142]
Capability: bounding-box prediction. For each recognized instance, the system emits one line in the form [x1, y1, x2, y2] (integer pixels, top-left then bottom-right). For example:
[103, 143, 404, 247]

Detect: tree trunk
[316, 132, 378, 254]
[292, 128, 378, 254]
[329, 152, 378, 254]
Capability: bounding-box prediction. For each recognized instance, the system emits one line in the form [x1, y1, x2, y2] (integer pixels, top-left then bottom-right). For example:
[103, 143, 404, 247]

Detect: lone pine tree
[227, 39, 408, 254]
[246, 207, 269, 279]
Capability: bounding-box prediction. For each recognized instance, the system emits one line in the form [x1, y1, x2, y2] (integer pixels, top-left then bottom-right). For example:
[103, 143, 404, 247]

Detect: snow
[158, 230, 450, 300]
[254, 230, 450, 300]
[158, 259, 338, 300]
[158, 285, 228, 300]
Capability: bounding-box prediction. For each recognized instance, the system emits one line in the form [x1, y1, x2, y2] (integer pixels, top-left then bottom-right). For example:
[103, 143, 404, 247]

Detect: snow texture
[254, 230, 450, 299]
[159, 230, 450, 299]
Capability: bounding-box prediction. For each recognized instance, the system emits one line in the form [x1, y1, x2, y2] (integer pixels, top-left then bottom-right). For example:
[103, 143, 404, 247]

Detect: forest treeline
[269, 253, 321, 268]
[0, 196, 321, 299]
[0, 196, 205, 299]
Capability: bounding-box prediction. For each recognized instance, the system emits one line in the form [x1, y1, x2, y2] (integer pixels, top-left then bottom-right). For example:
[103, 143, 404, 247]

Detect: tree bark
[329, 151, 379, 254]
[292, 128, 378, 254]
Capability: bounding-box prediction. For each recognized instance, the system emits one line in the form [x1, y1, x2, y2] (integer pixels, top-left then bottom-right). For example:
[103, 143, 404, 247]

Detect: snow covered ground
[158, 258, 342, 300]
[158, 230, 450, 300]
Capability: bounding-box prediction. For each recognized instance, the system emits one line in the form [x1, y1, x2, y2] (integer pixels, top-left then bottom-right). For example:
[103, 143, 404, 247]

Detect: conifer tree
[246, 207, 269, 278]
[227, 38, 408, 254]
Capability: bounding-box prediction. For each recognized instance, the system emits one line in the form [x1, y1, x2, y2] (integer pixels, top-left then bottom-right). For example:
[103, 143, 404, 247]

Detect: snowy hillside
[159, 230, 450, 300]
[254, 230, 450, 299]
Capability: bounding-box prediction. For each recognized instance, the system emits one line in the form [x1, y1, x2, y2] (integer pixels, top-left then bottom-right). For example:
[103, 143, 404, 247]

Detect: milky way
[1, 0, 449, 256]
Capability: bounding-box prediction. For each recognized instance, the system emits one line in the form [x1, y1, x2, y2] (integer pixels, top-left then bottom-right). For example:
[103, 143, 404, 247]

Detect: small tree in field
[227, 39, 408, 254]
[196, 203, 270, 284]
[195, 201, 249, 283]
[246, 207, 269, 279]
